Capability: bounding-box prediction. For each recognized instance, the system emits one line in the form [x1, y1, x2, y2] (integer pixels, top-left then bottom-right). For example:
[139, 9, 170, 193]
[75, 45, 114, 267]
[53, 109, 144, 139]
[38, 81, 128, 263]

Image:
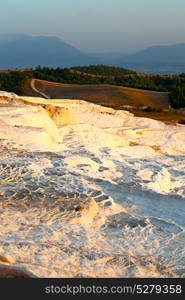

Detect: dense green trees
[169, 78, 185, 108]
[72, 65, 137, 76]
[112, 75, 168, 91]
[0, 71, 31, 94]
[0, 65, 185, 108]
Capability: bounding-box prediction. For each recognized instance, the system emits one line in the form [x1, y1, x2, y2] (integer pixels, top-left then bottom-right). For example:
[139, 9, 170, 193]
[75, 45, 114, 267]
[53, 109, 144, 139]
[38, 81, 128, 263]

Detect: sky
[0, 0, 185, 53]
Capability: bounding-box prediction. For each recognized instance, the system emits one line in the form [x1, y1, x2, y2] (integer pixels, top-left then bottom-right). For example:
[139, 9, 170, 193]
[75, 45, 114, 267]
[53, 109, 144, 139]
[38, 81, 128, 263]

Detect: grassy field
[23, 79, 185, 123]
[24, 79, 169, 108]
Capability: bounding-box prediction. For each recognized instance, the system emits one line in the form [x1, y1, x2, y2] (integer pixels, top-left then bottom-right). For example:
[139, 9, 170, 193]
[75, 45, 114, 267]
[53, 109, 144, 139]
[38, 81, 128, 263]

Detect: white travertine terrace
[0, 93, 185, 278]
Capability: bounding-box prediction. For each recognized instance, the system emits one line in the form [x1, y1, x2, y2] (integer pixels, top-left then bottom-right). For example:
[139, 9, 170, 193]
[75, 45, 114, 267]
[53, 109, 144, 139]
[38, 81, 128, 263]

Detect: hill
[24, 78, 169, 109]
[72, 65, 136, 77]
[1, 65, 185, 109]
[120, 44, 185, 74]
[0, 34, 97, 69]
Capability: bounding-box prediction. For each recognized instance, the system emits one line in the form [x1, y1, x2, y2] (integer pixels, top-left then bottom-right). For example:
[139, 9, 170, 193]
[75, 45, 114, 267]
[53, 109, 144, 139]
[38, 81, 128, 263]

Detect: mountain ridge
[0, 34, 185, 74]
[0, 34, 98, 69]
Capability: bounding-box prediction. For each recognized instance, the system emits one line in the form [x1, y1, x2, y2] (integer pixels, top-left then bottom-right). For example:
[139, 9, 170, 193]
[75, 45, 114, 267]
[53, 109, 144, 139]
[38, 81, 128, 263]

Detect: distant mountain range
[119, 44, 185, 74]
[0, 34, 98, 69]
[0, 34, 185, 74]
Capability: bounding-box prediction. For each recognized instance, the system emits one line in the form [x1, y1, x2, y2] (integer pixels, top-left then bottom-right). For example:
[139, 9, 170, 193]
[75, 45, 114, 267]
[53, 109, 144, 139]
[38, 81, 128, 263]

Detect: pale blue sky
[0, 0, 185, 52]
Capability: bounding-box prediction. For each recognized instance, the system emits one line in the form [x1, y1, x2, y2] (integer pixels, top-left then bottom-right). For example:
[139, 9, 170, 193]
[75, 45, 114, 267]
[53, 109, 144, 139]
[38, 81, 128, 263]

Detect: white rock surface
[0, 95, 185, 278]
[0, 90, 17, 99]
